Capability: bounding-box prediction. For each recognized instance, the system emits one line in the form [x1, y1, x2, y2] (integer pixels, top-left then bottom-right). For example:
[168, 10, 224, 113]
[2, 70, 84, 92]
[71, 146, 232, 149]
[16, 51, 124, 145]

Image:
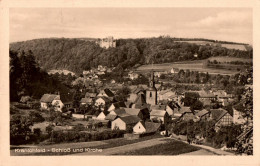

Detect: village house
[154, 71, 168, 78]
[107, 101, 127, 112]
[210, 108, 233, 131]
[170, 67, 179, 74]
[197, 90, 216, 103]
[80, 97, 93, 105]
[233, 107, 247, 125]
[157, 89, 178, 101]
[173, 106, 192, 119]
[40, 94, 63, 111]
[133, 121, 161, 134]
[85, 92, 97, 99]
[179, 112, 199, 122]
[111, 115, 141, 130]
[150, 110, 170, 124]
[96, 111, 109, 120]
[128, 72, 139, 80]
[95, 96, 111, 108]
[195, 109, 210, 121]
[97, 88, 115, 98]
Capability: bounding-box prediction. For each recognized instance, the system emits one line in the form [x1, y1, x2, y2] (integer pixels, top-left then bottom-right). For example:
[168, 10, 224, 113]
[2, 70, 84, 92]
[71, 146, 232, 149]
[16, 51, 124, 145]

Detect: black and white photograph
[7, 7, 254, 156]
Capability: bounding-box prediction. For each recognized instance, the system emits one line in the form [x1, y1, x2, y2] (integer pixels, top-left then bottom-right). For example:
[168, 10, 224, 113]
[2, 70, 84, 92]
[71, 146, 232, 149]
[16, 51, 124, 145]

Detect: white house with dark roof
[150, 110, 170, 124]
[210, 108, 233, 131]
[40, 94, 63, 111]
[107, 101, 126, 112]
[80, 97, 93, 105]
[111, 115, 141, 130]
[97, 88, 115, 98]
[133, 121, 161, 134]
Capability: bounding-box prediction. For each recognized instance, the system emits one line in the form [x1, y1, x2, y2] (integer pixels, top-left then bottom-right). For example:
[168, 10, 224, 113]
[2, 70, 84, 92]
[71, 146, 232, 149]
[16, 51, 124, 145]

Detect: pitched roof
[144, 122, 161, 133]
[85, 92, 97, 98]
[196, 109, 209, 117]
[119, 115, 141, 124]
[179, 107, 192, 114]
[210, 108, 229, 122]
[113, 108, 128, 116]
[40, 94, 59, 103]
[181, 112, 197, 121]
[197, 90, 215, 98]
[132, 103, 150, 110]
[102, 88, 115, 97]
[96, 96, 112, 103]
[80, 97, 92, 103]
[134, 94, 146, 105]
[150, 110, 167, 117]
[124, 108, 141, 116]
[112, 101, 126, 108]
[150, 104, 166, 111]
[105, 114, 118, 121]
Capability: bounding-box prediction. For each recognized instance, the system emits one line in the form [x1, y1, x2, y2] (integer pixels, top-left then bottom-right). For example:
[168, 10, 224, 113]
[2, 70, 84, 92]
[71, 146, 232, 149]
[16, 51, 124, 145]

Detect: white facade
[111, 118, 126, 130]
[233, 108, 246, 124]
[133, 122, 146, 134]
[108, 104, 116, 112]
[95, 98, 106, 106]
[51, 99, 64, 112]
[97, 112, 106, 120]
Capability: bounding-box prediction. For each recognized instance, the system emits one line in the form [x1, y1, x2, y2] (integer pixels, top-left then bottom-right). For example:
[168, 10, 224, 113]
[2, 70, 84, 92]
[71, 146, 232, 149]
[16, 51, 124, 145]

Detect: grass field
[10, 134, 163, 156]
[136, 60, 239, 75]
[208, 56, 252, 63]
[117, 139, 200, 155]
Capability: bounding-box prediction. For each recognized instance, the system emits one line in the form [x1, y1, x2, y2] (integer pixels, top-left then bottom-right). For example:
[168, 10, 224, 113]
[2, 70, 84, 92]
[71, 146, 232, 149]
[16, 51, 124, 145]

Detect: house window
[139, 126, 140, 129]
[150, 92, 152, 97]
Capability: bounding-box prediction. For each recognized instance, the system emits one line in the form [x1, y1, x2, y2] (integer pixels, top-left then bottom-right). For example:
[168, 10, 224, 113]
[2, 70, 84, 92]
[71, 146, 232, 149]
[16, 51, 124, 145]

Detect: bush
[50, 130, 126, 143]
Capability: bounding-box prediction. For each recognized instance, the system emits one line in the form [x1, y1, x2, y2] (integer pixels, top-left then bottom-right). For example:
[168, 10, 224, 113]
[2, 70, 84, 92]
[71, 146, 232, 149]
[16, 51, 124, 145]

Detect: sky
[9, 8, 252, 44]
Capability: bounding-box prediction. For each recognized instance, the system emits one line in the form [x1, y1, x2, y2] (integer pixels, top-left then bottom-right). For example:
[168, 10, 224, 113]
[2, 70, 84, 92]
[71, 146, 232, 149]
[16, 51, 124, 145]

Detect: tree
[29, 111, 45, 123]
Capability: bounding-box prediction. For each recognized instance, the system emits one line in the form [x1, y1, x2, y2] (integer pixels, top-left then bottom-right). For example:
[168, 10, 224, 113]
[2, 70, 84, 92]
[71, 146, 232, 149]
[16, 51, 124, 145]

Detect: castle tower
[146, 71, 157, 105]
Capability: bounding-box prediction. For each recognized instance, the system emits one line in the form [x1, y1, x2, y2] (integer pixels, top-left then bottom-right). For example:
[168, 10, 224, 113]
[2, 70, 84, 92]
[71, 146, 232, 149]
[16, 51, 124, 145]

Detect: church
[146, 71, 157, 106]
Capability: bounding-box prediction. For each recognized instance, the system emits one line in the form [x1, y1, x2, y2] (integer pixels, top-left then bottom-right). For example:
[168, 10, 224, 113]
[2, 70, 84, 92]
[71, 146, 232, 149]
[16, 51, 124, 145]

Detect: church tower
[146, 71, 157, 105]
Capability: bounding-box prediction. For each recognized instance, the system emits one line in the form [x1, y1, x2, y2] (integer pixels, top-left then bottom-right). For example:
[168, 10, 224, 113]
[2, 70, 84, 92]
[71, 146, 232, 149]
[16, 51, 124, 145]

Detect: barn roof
[145, 122, 161, 133]
[102, 88, 115, 97]
[80, 98, 92, 103]
[210, 108, 229, 122]
[119, 115, 141, 124]
[112, 101, 126, 108]
[124, 108, 141, 116]
[40, 94, 59, 103]
[105, 114, 118, 121]
[151, 104, 166, 110]
[150, 110, 167, 117]
[196, 109, 209, 117]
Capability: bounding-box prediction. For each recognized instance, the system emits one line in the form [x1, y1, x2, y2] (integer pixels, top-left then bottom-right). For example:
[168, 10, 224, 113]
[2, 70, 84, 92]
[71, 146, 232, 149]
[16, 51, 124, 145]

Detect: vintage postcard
[1, 0, 260, 166]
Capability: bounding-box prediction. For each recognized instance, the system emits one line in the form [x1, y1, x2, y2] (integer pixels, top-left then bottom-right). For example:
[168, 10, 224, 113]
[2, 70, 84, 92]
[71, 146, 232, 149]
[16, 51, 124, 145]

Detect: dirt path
[170, 138, 234, 156]
[71, 137, 169, 155]
[180, 149, 216, 155]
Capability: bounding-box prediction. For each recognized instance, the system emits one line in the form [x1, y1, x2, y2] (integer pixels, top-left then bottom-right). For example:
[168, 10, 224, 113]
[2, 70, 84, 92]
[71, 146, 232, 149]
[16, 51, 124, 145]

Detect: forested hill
[10, 37, 253, 74]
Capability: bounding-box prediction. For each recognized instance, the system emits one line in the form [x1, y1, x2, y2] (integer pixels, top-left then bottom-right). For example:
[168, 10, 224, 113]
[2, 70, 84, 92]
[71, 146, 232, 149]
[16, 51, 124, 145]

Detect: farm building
[150, 110, 170, 124]
[111, 116, 141, 130]
[107, 101, 127, 112]
[40, 94, 63, 111]
[210, 108, 233, 131]
[133, 121, 161, 134]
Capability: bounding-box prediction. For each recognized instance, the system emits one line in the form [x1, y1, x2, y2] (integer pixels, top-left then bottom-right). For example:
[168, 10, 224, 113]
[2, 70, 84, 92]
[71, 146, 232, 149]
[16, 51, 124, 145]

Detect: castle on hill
[97, 36, 116, 49]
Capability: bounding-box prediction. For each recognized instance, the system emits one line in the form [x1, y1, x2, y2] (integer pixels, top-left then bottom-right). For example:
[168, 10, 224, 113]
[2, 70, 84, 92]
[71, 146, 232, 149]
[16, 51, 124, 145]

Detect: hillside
[10, 37, 252, 74]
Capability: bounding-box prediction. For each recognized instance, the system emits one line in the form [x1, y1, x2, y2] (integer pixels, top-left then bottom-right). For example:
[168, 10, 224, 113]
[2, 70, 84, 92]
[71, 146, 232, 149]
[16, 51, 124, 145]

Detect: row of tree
[10, 37, 253, 74]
